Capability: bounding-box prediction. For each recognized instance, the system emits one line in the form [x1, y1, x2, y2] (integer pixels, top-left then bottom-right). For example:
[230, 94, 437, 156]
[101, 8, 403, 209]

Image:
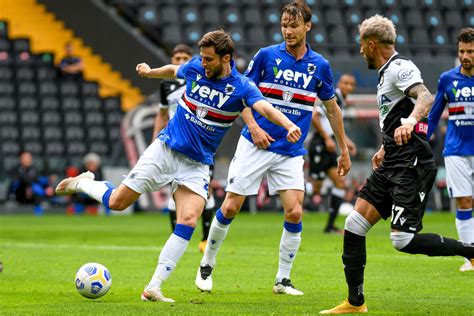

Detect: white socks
[200, 215, 231, 267]
[147, 233, 190, 291]
[76, 178, 114, 204]
[456, 209, 474, 244]
[276, 227, 301, 282]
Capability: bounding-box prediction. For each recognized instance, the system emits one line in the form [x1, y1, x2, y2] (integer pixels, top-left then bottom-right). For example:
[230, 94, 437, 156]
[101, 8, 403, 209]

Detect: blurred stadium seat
[0, 0, 466, 181]
[103, 0, 462, 60]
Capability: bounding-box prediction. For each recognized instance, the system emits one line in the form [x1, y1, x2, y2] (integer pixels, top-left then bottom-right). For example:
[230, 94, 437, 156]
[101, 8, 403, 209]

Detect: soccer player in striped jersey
[196, 1, 351, 296]
[55, 30, 301, 302]
[427, 27, 474, 272]
[153, 43, 215, 253]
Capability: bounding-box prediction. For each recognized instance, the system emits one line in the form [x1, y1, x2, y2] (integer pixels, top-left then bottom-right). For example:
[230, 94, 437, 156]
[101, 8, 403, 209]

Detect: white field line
[1, 242, 162, 252]
[0, 242, 458, 261]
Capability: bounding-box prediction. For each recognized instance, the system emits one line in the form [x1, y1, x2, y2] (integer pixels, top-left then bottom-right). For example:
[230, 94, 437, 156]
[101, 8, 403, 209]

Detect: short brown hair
[280, 0, 312, 24]
[457, 27, 474, 44]
[198, 30, 234, 58]
[172, 44, 193, 57]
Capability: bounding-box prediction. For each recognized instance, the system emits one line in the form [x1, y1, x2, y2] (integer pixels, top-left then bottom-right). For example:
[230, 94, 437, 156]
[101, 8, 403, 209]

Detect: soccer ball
[75, 262, 112, 299]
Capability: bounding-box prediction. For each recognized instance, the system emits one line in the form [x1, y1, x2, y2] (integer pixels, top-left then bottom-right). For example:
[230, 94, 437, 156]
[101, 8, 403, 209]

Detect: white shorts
[226, 136, 304, 196]
[445, 155, 474, 198]
[122, 139, 210, 200]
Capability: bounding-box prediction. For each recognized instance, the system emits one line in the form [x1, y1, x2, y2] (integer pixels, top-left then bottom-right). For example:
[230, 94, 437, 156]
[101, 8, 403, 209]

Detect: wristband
[400, 117, 417, 126]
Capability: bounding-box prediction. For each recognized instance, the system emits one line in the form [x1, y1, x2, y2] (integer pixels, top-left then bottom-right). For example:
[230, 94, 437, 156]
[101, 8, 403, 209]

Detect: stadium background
[1, 0, 471, 213]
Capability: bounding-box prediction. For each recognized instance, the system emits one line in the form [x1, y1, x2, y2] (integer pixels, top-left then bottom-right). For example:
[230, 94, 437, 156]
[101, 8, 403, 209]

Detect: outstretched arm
[241, 108, 275, 149]
[136, 63, 179, 79]
[321, 98, 351, 176]
[251, 100, 301, 143]
[394, 83, 434, 145]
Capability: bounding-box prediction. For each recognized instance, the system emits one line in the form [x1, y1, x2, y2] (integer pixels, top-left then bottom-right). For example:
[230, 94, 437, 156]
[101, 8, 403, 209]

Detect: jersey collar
[378, 51, 399, 76]
[226, 59, 239, 79]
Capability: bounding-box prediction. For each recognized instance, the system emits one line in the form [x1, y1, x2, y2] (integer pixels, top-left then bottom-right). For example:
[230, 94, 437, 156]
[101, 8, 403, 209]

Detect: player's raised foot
[319, 299, 368, 314]
[141, 287, 175, 302]
[272, 278, 303, 295]
[55, 171, 95, 195]
[198, 240, 208, 253]
[195, 264, 213, 292]
[459, 259, 474, 272]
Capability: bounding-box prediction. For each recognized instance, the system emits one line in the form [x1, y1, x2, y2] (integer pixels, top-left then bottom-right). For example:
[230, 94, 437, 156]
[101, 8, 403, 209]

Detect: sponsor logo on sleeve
[397, 69, 414, 82]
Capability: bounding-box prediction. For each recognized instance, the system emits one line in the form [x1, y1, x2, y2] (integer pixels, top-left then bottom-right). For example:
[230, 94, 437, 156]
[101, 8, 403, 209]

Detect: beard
[365, 56, 376, 69]
[461, 59, 472, 71]
[206, 64, 223, 79]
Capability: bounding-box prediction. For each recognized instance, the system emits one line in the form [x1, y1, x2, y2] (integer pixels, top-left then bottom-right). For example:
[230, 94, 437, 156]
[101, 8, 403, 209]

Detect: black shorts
[358, 162, 437, 233]
[308, 134, 338, 180]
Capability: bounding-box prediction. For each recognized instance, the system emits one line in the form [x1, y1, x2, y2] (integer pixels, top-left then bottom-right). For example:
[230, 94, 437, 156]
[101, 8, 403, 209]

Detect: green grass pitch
[0, 212, 473, 315]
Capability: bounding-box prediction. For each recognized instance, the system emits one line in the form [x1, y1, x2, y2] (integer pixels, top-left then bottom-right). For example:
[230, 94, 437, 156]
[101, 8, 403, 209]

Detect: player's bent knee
[178, 214, 198, 227]
[285, 207, 303, 223]
[344, 211, 372, 236]
[221, 195, 244, 217]
[390, 231, 415, 251]
[108, 195, 131, 211]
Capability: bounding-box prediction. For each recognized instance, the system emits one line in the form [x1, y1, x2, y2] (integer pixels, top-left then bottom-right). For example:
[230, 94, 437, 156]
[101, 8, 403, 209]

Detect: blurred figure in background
[58, 41, 83, 81]
[8, 151, 54, 215]
[308, 74, 357, 234]
[427, 27, 474, 272]
[153, 43, 216, 252]
[66, 153, 105, 215]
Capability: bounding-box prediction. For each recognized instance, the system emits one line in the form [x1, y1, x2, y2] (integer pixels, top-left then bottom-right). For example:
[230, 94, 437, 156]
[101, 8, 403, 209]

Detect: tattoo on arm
[406, 84, 434, 121]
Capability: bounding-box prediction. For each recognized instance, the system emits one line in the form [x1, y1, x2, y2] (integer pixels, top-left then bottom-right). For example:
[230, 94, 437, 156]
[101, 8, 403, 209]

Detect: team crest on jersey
[196, 106, 208, 118]
[307, 63, 316, 74]
[224, 84, 235, 95]
[276, 58, 282, 65]
[282, 90, 294, 102]
[196, 74, 202, 81]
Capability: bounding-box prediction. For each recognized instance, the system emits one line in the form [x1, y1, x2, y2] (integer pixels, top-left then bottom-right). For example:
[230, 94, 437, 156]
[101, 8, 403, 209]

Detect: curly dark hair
[457, 27, 474, 44]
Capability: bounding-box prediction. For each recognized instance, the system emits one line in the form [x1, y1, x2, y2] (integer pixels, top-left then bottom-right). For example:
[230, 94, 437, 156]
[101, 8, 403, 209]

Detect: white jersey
[376, 52, 433, 168]
[158, 79, 186, 119]
[377, 52, 423, 130]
